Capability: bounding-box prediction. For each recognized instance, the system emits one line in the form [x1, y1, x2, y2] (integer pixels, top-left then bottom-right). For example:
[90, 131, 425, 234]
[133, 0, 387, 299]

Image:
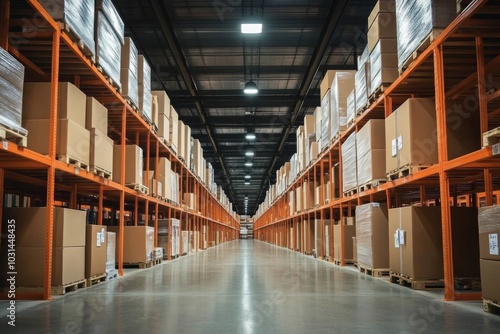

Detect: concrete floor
[1, 239, 500, 333]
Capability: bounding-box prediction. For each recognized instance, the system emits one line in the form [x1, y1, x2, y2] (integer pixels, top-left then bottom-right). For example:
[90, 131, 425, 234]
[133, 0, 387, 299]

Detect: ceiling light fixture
[245, 182, 250, 185]
[241, 23, 262, 34]
[245, 175, 251, 179]
[245, 162, 253, 167]
[245, 133, 256, 140]
[245, 151, 254, 157]
[243, 81, 258, 95]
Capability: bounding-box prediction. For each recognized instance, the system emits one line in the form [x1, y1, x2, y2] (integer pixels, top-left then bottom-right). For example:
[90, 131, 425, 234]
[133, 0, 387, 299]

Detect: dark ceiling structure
[112, 0, 377, 216]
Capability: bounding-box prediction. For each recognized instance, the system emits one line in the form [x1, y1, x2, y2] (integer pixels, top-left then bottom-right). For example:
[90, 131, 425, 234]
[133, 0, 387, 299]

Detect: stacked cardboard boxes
[478, 206, 500, 303]
[341, 132, 357, 194]
[330, 71, 355, 141]
[370, 39, 398, 96]
[138, 55, 153, 124]
[169, 106, 179, 153]
[86, 97, 113, 174]
[120, 37, 139, 109]
[107, 226, 154, 263]
[157, 219, 180, 259]
[85, 225, 108, 278]
[367, 0, 397, 53]
[356, 120, 386, 188]
[112, 145, 143, 185]
[333, 217, 356, 264]
[23, 82, 91, 167]
[355, 203, 389, 270]
[1, 207, 86, 287]
[355, 47, 371, 114]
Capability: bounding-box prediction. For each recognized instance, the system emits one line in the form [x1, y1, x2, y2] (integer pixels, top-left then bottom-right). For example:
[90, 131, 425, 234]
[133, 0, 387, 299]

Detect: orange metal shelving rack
[255, 0, 500, 302]
[0, 0, 239, 300]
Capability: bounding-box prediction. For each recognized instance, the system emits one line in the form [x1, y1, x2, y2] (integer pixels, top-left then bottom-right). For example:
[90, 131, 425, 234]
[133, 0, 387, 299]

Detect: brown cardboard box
[355, 203, 389, 269]
[333, 224, 356, 262]
[478, 206, 500, 261]
[368, 12, 397, 52]
[357, 119, 386, 157]
[156, 158, 171, 200]
[385, 110, 398, 173]
[24, 119, 90, 165]
[304, 114, 315, 135]
[295, 186, 302, 213]
[388, 206, 443, 279]
[193, 139, 203, 177]
[121, 37, 136, 68]
[183, 193, 196, 210]
[2, 207, 86, 247]
[304, 220, 315, 254]
[152, 90, 171, 141]
[320, 70, 337, 99]
[112, 145, 143, 185]
[107, 226, 154, 263]
[184, 125, 192, 169]
[368, 0, 396, 29]
[23, 82, 87, 127]
[90, 128, 113, 173]
[120, 68, 138, 105]
[396, 98, 438, 167]
[314, 106, 322, 146]
[315, 184, 324, 207]
[357, 149, 386, 186]
[169, 106, 179, 151]
[177, 120, 186, 160]
[85, 225, 107, 277]
[302, 180, 316, 211]
[330, 71, 356, 139]
[86, 97, 108, 134]
[480, 259, 500, 302]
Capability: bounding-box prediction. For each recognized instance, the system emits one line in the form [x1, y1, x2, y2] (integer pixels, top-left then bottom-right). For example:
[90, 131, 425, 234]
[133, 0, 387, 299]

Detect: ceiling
[112, 0, 377, 215]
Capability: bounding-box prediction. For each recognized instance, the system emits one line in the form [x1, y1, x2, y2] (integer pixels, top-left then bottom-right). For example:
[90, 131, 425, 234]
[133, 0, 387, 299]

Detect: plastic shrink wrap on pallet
[121, 37, 139, 108]
[96, 0, 125, 43]
[139, 56, 153, 123]
[355, 47, 370, 114]
[96, 12, 122, 90]
[355, 203, 389, 269]
[347, 89, 356, 126]
[330, 71, 355, 141]
[341, 132, 357, 193]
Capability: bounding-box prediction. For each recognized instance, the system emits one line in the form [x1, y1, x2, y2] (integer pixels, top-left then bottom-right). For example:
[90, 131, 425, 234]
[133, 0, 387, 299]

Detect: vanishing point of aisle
[1, 240, 500, 333]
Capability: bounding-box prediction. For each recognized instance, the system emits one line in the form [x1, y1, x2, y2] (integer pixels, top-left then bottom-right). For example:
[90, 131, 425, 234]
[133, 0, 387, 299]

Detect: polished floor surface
[1, 240, 500, 333]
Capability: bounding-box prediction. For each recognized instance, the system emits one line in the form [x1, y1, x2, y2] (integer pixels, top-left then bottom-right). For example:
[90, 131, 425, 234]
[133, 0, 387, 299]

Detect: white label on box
[2, 140, 7, 150]
[394, 231, 400, 248]
[397, 135, 403, 151]
[489, 233, 499, 255]
[372, 203, 380, 208]
[392, 139, 397, 157]
[398, 229, 405, 245]
[96, 233, 101, 247]
[101, 228, 106, 243]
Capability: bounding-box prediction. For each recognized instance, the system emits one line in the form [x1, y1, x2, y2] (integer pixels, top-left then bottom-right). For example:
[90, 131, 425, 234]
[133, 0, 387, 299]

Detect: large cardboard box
[157, 158, 171, 200]
[478, 206, 500, 261]
[357, 149, 386, 186]
[90, 128, 113, 173]
[107, 226, 154, 263]
[23, 82, 87, 127]
[185, 126, 192, 169]
[85, 225, 107, 277]
[178, 120, 186, 160]
[333, 223, 356, 262]
[368, 11, 397, 52]
[304, 114, 315, 136]
[303, 180, 316, 211]
[368, 0, 396, 28]
[183, 193, 197, 211]
[480, 259, 500, 302]
[357, 119, 386, 157]
[152, 90, 171, 141]
[169, 106, 179, 152]
[86, 97, 108, 134]
[2, 207, 86, 247]
[112, 144, 143, 185]
[355, 203, 389, 269]
[24, 119, 90, 165]
[3, 246, 85, 287]
[330, 71, 356, 140]
[320, 70, 337, 99]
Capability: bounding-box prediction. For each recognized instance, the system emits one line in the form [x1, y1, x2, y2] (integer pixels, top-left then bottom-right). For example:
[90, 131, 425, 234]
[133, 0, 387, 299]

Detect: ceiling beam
[148, 0, 238, 209]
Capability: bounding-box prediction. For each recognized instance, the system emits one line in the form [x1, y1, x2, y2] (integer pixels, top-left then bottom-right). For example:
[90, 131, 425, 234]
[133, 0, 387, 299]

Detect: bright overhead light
[245, 175, 251, 179]
[241, 23, 262, 34]
[245, 151, 254, 156]
[245, 162, 253, 167]
[245, 182, 250, 185]
[243, 81, 258, 95]
[245, 133, 256, 140]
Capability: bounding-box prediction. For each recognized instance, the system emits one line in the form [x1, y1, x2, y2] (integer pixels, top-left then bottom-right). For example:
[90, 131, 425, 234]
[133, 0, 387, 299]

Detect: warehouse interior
[2, 0, 500, 332]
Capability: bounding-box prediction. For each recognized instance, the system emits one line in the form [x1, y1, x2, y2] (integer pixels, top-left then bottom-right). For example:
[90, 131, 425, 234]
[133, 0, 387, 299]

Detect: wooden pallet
[106, 269, 118, 281]
[123, 261, 153, 269]
[334, 259, 354, 266]
[343, 188, 358, 197]
[368, 84, 390, 103]
[86, 273, 107, 287]
[0, 125, 28, 147]
[124, 97, 139, 111]
[125, 183, 150, 195]
[358, 179, 386, 193]
[95, 65, 122, 94]
[347, 116, 357, 128]
[399, 29, 444, 74]
[52, 279, 87, 295]
[482, 127, 500, 147]
[58, 22, 95, 60]
[90, 166, 112, 179]
[57, 155, 90, 172]
[358, 265, 390, 277]
[390, 272, 444, 290]
[483, 299, 500, 315]
[387, 164, 432, 180]
[152, 258, 162, 266]
[356, 103, 369, 116]
[454, 277, 481, 291]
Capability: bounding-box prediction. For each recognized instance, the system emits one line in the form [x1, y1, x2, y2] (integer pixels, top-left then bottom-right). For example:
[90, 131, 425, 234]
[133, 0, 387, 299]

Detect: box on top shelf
[95, 12, 122, 90]
[368, 0, 396, 28]
[152, 90, 171, 141]
[86, 97, 108, 134]
[184, 124, 192, 169]
[23, 82, 87, 128]
[169, 106, 179, 152]
[138, 55, 153, 124]
[320, 70, 337, 99]
[112, 144, 143, 185]
[367, 0, 397, 53]
[320, 92, 331, 151]
[355, 47, 371, 114]
[39, 0, 95, 56]
[347, 89, 356, 126]
[0, 47, 26, 136]
[330, 71, 355, 141]
[24, 118, 90, 166]
[95, 0, 125, 43]
[356, 119, 386, 186]
[314, 106, 322, 147]
[120, 37, 139, 109]
[396, 0, 457, 70]
[369, 40, 399, 97]
[178, 120, 186, 161]
[341, 132, 357, 193]
[85, 224, 107, 278]
[355, 203, 389, 269]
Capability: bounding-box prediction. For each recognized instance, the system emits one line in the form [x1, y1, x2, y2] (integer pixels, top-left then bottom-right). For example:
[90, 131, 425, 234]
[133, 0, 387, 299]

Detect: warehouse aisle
[1, 240, 500, 333]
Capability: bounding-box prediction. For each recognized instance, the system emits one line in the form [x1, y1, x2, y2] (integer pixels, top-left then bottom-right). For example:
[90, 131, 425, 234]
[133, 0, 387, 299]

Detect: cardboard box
[183, 193, 196, 210]
[480, 259, 500, 302]
[295, 186, 302, 213]
[478, 206, 500, 261]
[24, 119, 90, 165]
[193, 139, 203, 177]
[3, 246, 85, 287]
[156, 158, 171, 200]
[112, 144, 143, 185]
[169, 106, 179, 151]
[152, 90, 171, 141]
[320, 70, 337, 99]
[177, 120, 186, 160]
[330, 71, 356, 140]
[320, 91, 331, 150]
[385, 110, 398, 173]
[185, 126, 192, 169]
[304, 114, 315, 136]
[303, 181, 316, 211]
[368, 0, 396, 29]
[85, 225, 107, 277]
[304, 220, 315, 254]
[106, 232, 116, 272]
[355, 203, 389, 269]
[357, 119, 386, 158]
[86, 97, 108, 134]
[2, 207, 86, 247]
[23, 82, 87, 127]
[333, 224, 356, 262]
[368, 12, 397, 52]
[90, 128, 113, 173]
[389, 206, 443, 279]
[107, 226, 154, 263]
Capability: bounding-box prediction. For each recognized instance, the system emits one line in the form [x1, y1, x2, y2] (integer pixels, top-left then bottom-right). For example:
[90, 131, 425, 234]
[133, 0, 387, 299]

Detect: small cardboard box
[85, 225, 107, 277]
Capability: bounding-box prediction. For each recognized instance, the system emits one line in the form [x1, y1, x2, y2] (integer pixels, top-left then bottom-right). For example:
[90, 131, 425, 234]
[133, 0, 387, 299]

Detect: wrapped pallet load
[396, 0, 456, 71]
[121, 38, 140, 109]
[355, 47, 370, 114]
[341, 132, 357, 195]
[330, 71, 355, 141]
